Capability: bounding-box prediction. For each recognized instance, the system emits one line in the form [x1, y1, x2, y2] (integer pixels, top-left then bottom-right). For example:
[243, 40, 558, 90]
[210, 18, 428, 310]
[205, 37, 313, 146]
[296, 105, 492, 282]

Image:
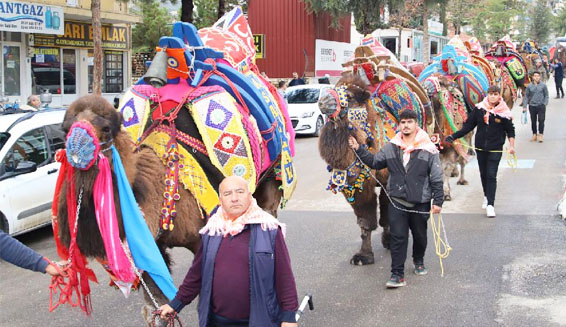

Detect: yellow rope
[456, 141, 518, 172]
[430, 212, 452, 277]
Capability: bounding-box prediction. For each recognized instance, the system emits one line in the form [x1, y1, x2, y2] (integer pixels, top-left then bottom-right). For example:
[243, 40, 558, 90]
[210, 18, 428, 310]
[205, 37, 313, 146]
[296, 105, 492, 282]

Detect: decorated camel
[418, 40, 489, 200]
[519, 40, 549, 81]
[485, 36, 530, 101]
[51, 8, 296, 326]
[317, 37, 432, 265]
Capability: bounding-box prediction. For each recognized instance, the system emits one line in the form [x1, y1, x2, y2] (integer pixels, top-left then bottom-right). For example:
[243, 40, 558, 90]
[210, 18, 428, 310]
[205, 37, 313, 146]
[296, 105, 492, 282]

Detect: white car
[285, 84, 331, 136]
[0, 109, 66, 235]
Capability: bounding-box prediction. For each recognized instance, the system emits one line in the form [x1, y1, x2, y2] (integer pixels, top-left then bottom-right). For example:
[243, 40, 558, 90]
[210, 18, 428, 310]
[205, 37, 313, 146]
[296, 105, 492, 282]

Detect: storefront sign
[34, 21, 128, 50]
[315, 39, 355, 77]
[253, 34, 265, 59]
[0, 1, 64, 35]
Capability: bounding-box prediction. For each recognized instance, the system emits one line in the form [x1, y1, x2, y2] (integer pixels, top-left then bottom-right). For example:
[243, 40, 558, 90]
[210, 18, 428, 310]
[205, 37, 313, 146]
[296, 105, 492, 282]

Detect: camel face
[63, 95, 123, 156]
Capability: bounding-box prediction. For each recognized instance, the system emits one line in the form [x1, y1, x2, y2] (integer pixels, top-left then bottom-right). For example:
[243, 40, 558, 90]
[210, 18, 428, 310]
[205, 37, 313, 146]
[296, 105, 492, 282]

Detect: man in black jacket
[446, 85, 515, 218]
[349, 110, 443, 288]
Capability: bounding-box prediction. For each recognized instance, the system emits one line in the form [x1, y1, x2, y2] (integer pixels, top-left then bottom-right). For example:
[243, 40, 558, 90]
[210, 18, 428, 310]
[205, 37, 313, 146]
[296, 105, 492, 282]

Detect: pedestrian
[523, 71, 549, 143]
[550, 58, 564, 99]
[158, 176, 299, 326]
[20, 95, 41, 111]
[288, 72, 305, 87]
[0, 230, 65, 277]
[445, 85, 516, 218]
[531, 59, 549, 82]
[348, 110, 443, 288]
[277, 80, 287, 98]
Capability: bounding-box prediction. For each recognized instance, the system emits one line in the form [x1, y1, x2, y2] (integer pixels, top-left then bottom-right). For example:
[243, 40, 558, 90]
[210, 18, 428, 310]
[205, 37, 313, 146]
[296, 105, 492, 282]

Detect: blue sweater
[0, 230, 49, 273]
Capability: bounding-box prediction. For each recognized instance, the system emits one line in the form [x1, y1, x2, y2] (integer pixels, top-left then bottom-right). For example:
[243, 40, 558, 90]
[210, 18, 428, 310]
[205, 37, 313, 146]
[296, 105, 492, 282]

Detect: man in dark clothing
[288, 72, 305, 87]
[523, 71, 549, 143]
[446, 85, 515, 218]
[159, 176, 298, 327]
[349, 110, 443, 288]
[0, 230, 64, 276]
[550, 58, 564, 98]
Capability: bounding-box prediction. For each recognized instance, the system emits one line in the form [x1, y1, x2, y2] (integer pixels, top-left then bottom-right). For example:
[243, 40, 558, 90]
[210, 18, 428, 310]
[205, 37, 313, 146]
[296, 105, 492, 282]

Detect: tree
[388, 0, 423, 58]
[92, 0, 102, 95]
[554, 6, 566, 37]
[193, 0, 247, 28]
[301, 0, 395, 35]
[132, 1, 173, 53]
[471, 0, 518, 42]
[421, 0, 447, 63]
[529, 0, 552, 45]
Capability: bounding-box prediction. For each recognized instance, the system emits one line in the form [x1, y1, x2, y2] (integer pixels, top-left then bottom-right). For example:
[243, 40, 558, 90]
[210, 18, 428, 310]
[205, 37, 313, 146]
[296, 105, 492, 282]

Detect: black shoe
[414, 263, 428, 275]
[386, 274, 407, 288]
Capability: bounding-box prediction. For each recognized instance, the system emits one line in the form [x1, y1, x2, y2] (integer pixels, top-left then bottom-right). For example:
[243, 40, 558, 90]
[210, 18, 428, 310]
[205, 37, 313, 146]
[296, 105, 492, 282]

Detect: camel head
[318, 75, 373, 170]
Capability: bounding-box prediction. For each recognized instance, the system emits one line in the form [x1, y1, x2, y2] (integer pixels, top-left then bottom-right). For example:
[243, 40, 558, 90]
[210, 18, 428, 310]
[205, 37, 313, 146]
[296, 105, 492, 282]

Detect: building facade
[0, 0, 140, 106]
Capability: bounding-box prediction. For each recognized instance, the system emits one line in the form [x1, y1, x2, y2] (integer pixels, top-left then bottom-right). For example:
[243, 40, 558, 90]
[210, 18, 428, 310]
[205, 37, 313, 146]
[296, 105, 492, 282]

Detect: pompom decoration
[66, 121, 100, 170]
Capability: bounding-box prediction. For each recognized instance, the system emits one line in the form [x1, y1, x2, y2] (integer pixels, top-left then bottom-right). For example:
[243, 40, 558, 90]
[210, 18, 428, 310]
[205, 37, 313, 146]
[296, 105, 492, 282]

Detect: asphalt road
[1, 91, 566, 326]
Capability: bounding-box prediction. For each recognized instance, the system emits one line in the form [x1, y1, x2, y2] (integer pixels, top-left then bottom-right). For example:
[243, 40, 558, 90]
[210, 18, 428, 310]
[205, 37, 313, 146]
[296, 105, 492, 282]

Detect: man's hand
[431, 205, 442, 214]
[522, 107, 527, 113]
[45, 261, 67, 277]
[508, 146, 515, 155]
[159, 304, 175, 320]
[444, 135, 454, 144]
[281, 323, 298, 327]
[348, 136, 359, 150]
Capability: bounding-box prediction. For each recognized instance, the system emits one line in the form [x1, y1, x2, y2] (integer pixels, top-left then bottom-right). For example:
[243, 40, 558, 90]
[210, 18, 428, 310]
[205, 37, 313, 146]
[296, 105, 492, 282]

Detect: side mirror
[14, 161, 37, 174]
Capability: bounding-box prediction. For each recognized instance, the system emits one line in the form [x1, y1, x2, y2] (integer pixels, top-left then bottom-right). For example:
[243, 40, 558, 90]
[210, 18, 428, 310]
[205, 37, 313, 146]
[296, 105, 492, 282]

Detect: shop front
[0, 0, 139, 107]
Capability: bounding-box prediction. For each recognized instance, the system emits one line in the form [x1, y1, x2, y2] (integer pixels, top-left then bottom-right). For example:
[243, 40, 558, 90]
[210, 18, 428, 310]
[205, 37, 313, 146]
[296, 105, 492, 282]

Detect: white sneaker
[486, 205, 496, 218]
[482, 197, 488, 209]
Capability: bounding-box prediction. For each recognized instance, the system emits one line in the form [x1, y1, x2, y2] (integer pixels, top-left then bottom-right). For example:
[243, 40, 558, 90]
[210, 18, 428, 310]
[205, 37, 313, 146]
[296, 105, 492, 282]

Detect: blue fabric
[111, 146, 177, 300]
[198, 225, 282, 327]
[0, 230, 48, 273]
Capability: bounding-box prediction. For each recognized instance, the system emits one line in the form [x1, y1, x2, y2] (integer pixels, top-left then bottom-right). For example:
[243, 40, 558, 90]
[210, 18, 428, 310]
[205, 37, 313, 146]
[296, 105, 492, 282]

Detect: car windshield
[0, 132, 9, 151]
[286, 88, 321, 104]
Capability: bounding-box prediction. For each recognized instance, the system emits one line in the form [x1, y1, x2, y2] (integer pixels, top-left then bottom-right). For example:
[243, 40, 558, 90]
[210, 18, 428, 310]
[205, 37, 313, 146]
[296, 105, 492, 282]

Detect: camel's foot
[444, 194, 452, 201]
[457, 179, 469, 185]
[350, 252, 375, 266]
[450, 170, 459, 178]
[381, 229, 391, 249]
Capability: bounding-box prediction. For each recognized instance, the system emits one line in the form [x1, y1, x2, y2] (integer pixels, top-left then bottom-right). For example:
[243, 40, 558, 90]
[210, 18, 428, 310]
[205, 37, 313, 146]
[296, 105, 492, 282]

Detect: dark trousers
[209, 314, 249, 327]
[529, 105, 546, 135]
[476, 150, 503, 206]
[388, 201, 431, 277]
[555, 78, 564, 97]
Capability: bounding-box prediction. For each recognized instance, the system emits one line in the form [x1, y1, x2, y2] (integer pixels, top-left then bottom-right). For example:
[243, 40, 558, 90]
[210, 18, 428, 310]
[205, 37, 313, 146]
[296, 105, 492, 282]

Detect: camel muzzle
[66, 121, 100, 170]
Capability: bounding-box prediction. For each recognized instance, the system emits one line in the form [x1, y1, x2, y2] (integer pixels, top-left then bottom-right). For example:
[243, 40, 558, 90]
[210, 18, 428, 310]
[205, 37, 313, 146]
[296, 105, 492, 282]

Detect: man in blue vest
[159, 176, 299, 327]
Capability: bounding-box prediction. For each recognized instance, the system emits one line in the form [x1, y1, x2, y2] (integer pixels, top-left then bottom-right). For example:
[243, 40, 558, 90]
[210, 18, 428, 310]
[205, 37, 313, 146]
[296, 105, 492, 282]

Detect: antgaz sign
[0, 1, 64, 35]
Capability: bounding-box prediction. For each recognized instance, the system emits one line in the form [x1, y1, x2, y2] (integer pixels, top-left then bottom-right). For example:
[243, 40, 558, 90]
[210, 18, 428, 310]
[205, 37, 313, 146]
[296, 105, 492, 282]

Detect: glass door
[2, 45, 21, 96]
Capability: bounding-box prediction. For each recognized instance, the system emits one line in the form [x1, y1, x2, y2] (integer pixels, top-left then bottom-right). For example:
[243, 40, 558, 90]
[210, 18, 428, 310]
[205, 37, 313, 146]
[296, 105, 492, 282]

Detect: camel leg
[456, 158, 469, 185]
[254, 177, 283, 217]
[450, 165, 459, 178]
[378, 187, 390, 250]
[349, 188, 378, 265]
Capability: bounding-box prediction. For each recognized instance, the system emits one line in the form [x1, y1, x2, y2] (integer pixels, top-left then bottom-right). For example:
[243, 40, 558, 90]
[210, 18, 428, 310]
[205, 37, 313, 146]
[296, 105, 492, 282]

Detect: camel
[317, 39, 432, 265]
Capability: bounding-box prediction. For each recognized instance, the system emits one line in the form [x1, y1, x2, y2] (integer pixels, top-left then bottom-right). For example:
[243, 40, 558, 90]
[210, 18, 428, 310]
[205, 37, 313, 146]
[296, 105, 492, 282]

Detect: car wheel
[313, 115, 324, 137]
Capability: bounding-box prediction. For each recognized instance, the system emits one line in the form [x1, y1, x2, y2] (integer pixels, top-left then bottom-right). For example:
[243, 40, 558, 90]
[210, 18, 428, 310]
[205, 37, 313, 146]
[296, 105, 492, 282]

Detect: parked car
[0, 108, 66, 235]
[285, 84, 331, 136]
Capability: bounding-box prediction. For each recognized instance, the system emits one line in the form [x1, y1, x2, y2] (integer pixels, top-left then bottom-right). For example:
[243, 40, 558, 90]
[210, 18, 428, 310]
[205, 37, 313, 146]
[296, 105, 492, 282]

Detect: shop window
[88, 50, 124, 93]
[431, 41, 439, 56]
[63, 49, 77, 94]
[3, 46, 21, 96]
[31, 47, 61, 95]
[104, 51, 123, 93]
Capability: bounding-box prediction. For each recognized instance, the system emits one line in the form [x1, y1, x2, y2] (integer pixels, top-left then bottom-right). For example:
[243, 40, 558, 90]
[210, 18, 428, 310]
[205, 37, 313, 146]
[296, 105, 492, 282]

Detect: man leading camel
[349, 109, 443, 288]
[159, 176, 299, 327]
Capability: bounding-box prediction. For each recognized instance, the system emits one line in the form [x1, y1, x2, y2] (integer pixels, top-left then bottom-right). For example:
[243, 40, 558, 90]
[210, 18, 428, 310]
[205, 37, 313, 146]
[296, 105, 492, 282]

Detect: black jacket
[355, 143, 444, 207]
[451, 106, 515, 151]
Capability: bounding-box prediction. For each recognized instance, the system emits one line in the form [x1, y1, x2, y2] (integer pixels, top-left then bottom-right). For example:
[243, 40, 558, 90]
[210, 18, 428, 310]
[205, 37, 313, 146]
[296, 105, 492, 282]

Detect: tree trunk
[218, 0, 225, 19]
[181, 0, 194, 23]
[422, 6, 430, 64]
[92, 0, 102, 95]
[440, 4, 447, 36]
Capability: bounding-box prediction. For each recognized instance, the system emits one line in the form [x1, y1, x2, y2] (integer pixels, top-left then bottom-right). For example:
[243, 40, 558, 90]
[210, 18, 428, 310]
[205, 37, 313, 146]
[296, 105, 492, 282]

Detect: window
[88, 50, 124, 93]
[3, 45, 21, 96]
[104, 51, 124, 93]
[31, 47, 76, 95]
[2, 128, 48, 172]
[431, 41, 439, 56]
[285, 88, 321, 104]
[46, 124, 66, 156]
